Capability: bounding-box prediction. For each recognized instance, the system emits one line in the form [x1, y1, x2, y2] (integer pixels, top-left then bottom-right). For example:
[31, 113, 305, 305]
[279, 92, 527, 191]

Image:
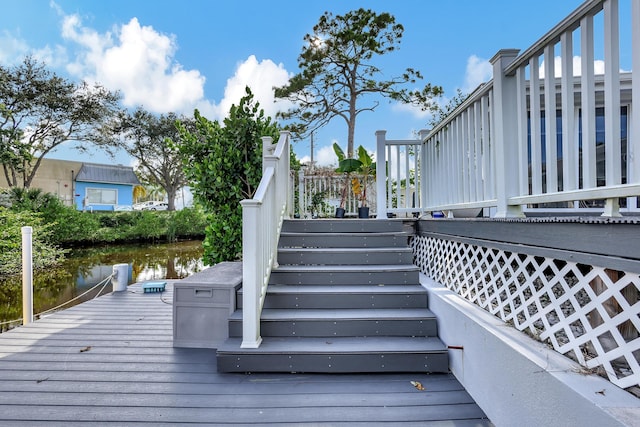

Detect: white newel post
[21, 226, 33, 325]
[298, 169, 305, 218]
[491, 49, 525, 218]
[240, 199, 262, 349]
[376, 130, 387, 219]
[418, 129, 430, 213]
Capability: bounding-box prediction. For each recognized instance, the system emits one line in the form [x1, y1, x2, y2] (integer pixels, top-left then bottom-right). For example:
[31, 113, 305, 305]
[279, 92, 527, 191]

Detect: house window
[86, 188, 117, 205]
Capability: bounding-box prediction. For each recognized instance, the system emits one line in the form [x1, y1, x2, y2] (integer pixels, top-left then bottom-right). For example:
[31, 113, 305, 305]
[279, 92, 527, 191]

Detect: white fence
[377, 0, 640, 218]
[295, 170, 377, 218]
[240, 132, 290, 348]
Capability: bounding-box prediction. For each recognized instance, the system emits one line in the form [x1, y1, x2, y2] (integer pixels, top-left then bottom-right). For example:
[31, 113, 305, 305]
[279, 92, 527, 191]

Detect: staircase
[216, 219, 448, 373]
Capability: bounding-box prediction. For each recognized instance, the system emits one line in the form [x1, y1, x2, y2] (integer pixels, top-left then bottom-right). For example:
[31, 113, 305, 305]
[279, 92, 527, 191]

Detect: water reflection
[0, 240, 204, 330]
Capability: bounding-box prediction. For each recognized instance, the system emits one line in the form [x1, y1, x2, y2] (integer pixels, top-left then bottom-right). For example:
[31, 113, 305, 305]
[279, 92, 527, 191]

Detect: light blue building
[74, 163, 140, 211]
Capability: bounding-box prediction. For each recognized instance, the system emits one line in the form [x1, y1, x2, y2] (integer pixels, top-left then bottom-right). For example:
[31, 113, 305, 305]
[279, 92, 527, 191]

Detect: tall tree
[0, 57, 121, 188]
[114, 109, 192, 211]
[176, 87, 279, 264]
[275, 9, 443, 157]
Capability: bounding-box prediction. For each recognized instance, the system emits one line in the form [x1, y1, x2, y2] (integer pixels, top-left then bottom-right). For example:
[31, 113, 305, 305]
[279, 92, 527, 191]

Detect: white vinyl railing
[295, 171, 377, 218]
[377, 0, 640, 218]
[240, 132, 290, 348]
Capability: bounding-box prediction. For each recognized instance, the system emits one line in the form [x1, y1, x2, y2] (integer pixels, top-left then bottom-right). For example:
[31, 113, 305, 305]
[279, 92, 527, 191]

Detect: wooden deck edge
[421, 273, 640, 427]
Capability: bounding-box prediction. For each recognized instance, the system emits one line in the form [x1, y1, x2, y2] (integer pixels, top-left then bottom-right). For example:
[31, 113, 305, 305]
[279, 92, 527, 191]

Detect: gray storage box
[173, 261, 242, 348]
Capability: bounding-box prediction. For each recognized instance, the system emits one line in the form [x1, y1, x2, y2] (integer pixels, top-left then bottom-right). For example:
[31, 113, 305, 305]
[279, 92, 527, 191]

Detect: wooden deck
[0, 282, 492, 426]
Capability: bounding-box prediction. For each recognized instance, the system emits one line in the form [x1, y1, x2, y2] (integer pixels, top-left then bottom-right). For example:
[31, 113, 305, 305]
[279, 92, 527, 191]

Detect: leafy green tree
[176, 87, 279, 264]
[275, 9, 443, 157]
[427, 88, 470, 129]
[112, 109, 193, 210]
[0, 208, 65, 277]
[0, 57, 121, 188]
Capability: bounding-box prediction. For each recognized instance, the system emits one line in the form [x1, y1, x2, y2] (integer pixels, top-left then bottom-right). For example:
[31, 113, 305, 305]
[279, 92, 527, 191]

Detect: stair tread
[230, 308, 436, 320]
[218, 336, 447, 354]
[265, 284, 426, 294]
[274, 264, 419, 272]
[278, 247, 413, 253]
[281, 231, 409, 237]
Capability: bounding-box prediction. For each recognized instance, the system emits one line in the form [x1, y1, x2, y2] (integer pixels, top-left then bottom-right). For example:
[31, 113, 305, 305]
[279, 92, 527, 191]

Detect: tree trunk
[167, 186, 177, 211]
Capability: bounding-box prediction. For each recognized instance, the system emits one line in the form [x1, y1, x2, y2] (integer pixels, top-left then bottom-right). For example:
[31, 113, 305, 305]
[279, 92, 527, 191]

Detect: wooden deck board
[0, 282, 492, 426]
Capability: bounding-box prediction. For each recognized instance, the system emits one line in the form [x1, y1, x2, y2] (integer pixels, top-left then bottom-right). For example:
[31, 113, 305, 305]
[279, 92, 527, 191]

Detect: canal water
[0, 240, 205, 331]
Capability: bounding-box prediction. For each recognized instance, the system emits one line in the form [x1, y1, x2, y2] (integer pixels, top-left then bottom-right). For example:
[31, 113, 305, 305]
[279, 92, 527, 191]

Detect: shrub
[0, 208, 66, 277]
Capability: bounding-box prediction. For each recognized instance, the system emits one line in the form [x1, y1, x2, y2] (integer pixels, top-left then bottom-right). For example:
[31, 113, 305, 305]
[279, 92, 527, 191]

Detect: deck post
[375, 130, 387, 219]
[490, 49, 525, 218]
[240, 199, 263, 349]
[419, 129, 430, 213]
[112, 264, 129, 292]
[21, 226, 33, 325]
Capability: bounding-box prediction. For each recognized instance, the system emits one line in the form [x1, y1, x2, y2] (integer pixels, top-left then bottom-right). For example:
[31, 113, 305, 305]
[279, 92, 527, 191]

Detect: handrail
[240, 131, 290, 348]
[503, 0, 604, 75]
[376, 0, 639, 218]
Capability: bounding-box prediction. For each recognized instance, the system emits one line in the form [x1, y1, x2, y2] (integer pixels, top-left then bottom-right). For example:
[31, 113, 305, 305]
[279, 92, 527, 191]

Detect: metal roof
[75, 163, 140, 185]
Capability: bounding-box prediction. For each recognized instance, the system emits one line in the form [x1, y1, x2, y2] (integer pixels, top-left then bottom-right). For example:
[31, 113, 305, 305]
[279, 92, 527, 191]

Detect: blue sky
[0, 0, 597, 167]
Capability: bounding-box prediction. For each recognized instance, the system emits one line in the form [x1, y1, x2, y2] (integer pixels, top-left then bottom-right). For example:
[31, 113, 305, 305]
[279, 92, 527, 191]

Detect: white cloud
[539, 56, 607, 78]
[61, 15, 205, 114]
[315, 143, 339, 167]
[56, 8, 293, 121]
[390, 101, 432, 120]
[0, 31, 29, 64]
[463, 55, 492, 93]
[215, 55, 293, 120]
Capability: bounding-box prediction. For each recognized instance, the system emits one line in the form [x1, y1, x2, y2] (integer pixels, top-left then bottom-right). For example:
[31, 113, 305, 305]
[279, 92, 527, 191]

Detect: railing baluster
[516, 67, 529, 197]
[561, 30, 577, 192]
[581, 13, 597, 189]
[604, 0, 621, 186]
[544, 44, 559, 193]
[531, 55, 543, 195]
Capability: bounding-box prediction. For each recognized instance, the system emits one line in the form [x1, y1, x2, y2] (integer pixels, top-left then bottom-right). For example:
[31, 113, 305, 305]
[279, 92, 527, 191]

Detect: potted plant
[308, 189, 329, 218]
[333, 142, 362, 218]
[353, 145, 375, 218]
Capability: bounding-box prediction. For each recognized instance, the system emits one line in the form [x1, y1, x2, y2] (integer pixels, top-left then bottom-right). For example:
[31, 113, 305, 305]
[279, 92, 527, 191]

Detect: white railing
[295, 170, 377, 218]
[375, 130, 428, 218]
[377, 0, 640, 218]
[240, 131, 290, 348]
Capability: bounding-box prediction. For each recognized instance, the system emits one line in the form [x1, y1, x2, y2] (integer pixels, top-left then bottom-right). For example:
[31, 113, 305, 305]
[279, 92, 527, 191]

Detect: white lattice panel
[412, 236, 640, 390]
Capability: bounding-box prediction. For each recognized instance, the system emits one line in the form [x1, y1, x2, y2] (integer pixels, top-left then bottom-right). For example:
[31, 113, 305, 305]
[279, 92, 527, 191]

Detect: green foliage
[0, 187, 206, 247]
[308, 190, 332, 218]
[428, 88, 470, 129]
[0, 208, 65, 277]
[112, 108, 194, 210]
[276, 9, 443, 157]
[0, 57, 121, 188]
[176, 87, 279, 265]
[355, 145, 376, 207]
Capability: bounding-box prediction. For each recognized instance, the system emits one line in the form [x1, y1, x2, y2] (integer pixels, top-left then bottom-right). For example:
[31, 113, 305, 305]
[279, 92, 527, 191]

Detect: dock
[0, 282, 491, 426]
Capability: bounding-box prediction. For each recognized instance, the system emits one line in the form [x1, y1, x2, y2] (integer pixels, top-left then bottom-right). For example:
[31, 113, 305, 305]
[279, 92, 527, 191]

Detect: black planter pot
[358, 206, 370, 218]
[335, 207, 346, 218]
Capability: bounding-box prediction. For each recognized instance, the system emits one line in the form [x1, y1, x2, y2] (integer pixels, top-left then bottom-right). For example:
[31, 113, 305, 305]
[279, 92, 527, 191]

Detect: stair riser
[282, 220, 404, 234]
[278, 250, 413, 265]
[217, 352, 449, 373]
[270, 270, 419, 286]
[229, 319, 437, 338]
[256, 293, 428, 309]
[279, 234, 409, 248]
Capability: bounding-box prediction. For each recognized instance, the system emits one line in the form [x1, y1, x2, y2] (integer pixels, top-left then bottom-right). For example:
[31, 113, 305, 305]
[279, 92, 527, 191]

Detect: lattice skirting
[412, 235, 640, 390]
